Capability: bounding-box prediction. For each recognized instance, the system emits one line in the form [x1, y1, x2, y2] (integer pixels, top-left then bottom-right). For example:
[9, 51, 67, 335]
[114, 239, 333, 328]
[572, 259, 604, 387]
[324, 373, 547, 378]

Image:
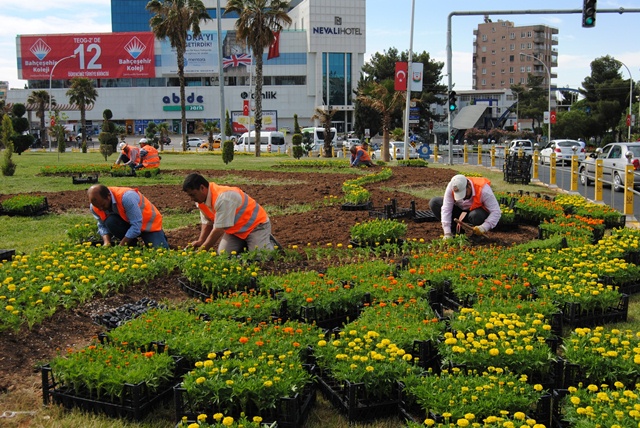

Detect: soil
[0, 166, 538, 400]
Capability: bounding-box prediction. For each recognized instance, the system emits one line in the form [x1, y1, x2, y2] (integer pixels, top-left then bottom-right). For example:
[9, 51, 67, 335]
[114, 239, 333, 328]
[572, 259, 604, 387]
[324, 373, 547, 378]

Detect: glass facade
[322, 53, 352, 107]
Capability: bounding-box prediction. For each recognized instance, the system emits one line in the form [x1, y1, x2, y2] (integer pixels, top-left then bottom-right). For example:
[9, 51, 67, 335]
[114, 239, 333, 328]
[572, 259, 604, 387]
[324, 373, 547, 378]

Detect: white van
[234, 131, 286, 153]
[301, 127, 338, 152]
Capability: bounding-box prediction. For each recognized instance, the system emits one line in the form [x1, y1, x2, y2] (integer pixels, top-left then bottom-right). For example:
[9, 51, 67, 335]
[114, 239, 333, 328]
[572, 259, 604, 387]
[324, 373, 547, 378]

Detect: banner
[394, 62, 407, 91]
[19, 32, 155, 80]
[232, 110, 277, 133]
[410, 62, 423, 92]
[159, 30, 222, 75]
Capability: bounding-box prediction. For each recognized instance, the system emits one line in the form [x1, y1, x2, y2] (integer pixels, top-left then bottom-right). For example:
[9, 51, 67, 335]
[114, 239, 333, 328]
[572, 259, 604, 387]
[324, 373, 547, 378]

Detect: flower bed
[0, 195, 48, 216]
[557, 383, 640, 428]
[180, 251, 261, 297]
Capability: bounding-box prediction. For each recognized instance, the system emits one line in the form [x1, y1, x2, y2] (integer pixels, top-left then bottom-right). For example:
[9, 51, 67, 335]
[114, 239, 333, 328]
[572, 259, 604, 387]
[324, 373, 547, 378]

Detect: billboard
[159, 31, 222, 75]
[18, 32, 156, 80]
[231, 110, 278, 133]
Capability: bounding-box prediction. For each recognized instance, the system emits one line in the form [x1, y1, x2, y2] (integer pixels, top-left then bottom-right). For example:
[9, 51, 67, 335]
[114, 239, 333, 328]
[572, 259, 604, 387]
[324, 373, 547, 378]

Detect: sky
[2, 0, 640, 92]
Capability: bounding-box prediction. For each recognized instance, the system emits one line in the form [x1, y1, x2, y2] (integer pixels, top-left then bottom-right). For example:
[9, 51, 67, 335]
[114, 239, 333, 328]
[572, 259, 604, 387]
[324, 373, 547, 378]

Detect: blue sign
[417, 143, 432, 159]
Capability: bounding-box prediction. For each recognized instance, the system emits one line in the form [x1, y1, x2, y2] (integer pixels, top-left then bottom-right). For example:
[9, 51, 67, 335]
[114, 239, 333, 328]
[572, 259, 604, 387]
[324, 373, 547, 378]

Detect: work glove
[472, 225, 487, 236]
[443, 233, 453, 241]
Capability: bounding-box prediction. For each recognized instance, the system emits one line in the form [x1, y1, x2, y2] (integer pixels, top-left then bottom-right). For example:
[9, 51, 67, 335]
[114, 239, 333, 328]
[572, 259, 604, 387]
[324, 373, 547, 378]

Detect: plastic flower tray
[316, 374, 400, 422]
[92, 298, 166, 330]
[341, 201, 373, 211]
[561, 294, 629, 328]
[0, 197, 49, 216]
[177, 276, 259, 302]
[174, 377, 316, 428]
[503, 155, 532, 184]
[72, 174, 99, 184]
[41, 357, 184, 421]
[368, 198, 412, 220]
[0, 249, 15, 261]
[297, 304, 361, 331]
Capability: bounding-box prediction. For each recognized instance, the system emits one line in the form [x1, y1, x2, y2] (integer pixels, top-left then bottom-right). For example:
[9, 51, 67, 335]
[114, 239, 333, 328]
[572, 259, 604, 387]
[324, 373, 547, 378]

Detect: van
[301, 127, 338, 152]
[234, 131, 286, 153]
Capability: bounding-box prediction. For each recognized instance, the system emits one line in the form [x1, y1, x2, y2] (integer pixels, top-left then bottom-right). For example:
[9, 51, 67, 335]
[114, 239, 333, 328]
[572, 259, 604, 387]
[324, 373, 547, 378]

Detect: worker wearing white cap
[429, 174, 501, 239]
[114, 142, 141, 171]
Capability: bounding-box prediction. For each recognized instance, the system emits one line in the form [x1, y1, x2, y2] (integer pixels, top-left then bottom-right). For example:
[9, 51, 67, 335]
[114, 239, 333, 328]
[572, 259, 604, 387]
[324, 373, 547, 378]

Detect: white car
[579, 142, 640, 191]
[507, 139, 534, 156]
[344, 138, 361, 150]
[539, 139, 586, 165]
[186, 137, 204, 149]
[371, 141, 419, 160]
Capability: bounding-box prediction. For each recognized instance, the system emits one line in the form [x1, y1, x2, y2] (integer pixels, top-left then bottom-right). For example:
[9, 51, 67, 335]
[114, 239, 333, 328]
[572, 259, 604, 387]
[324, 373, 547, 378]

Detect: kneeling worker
[115, 142, 141, 171]
[350, 145, 374, 167]
[138, 138, 160, 169]
[429, 174, 501, 239]
[182, 173, 275, 254]
[88, 184, 169, 248]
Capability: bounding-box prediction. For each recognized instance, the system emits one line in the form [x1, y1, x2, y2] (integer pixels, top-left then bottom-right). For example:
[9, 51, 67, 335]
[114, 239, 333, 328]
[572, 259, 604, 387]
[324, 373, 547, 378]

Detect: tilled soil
[0, 166, 538, 396]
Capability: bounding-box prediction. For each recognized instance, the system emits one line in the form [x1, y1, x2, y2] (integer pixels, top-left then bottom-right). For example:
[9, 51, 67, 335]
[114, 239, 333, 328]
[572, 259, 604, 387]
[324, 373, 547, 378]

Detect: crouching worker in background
[429, 174, 501, 240]
[350, 145, 374, 167]
[115, 142, 141, 172]
[182, 173, 275, 257]
[88, 184, 169, 248]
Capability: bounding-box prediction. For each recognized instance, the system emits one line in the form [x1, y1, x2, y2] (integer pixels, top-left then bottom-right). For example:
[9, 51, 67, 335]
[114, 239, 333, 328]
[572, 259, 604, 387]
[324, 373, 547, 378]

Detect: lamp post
[520, 52, 551, 143]
[48, 54, 76, 152]
[618, 61, 633, 141]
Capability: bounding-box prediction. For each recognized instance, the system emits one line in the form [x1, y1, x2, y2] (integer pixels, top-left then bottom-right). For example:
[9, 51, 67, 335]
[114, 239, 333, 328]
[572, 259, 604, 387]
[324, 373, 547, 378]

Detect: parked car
[507, 139, 534, 156]
[76, 133, 92, 142]
[186, 137, 205, 149]
[579, 142, 640, 191]
[344, 138, 361, 150]
[539, 139, 586, 165]
[371, 141, 419, 160]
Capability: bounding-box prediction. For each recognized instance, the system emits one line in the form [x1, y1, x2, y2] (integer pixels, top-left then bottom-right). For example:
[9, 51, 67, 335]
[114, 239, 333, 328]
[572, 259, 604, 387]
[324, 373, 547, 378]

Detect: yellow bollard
[549, 152, 557, 187]
[490, 146, 496, 168]
[463, 144, 468, 164]
[477, 144, 482, 166]
[532, 149, 539, 181]
[624, 164, 635, 216]
[570, 155, 579, 192]
[594, 159, 603, 202]
[434, 145, 438, 162]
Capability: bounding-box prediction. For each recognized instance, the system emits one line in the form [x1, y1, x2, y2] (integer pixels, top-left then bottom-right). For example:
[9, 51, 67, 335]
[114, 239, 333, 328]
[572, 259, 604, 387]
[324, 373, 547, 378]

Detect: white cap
[139, 138, 148, 145]
[117, 142, 127, 152]
[450, 174, 468, 201]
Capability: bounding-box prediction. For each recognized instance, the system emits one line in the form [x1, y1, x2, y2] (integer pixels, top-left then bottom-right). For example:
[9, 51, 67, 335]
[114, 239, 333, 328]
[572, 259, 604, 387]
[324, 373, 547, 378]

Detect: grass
[2, 150, 640, 428]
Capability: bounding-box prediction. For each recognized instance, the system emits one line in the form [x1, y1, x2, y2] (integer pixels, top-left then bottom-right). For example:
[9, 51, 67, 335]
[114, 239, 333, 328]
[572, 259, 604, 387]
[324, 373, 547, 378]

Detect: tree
[356, 79, 404, 162]
[67, 77, 98, 152]
[10, 103, 33, 155]
[224, 0, 291, 157]
[27, 90, 52, 145]
[147, 0, 211, 151]
[511, 74, 547, 136]
[157, 122, 171, 151]
[225, 110, 233, 138]
[98, 109, 118, 159]
[311, 107, 336, 157]
[1, 115, 16, 176]
[196, 120, 220, 151]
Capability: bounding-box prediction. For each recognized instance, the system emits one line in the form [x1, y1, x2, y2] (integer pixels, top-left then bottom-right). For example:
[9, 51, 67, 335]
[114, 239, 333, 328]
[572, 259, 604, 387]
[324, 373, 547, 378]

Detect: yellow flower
[41, 285, 51, 293]
[195, 377, 206, 384]
[317, 340, 327, 347]
[489, 348, 499, 356]
[456, 418, 469, 427]
[222, 416, 234, 426]
[253, 416, 263, 423]
[366, 366, 374, 372]
[424, 419, 436, 426]
[213, 413, 223, 421]
[264, 380, 273, 387]
[188, 424, 199, 428]
[197, 414, 207, 421]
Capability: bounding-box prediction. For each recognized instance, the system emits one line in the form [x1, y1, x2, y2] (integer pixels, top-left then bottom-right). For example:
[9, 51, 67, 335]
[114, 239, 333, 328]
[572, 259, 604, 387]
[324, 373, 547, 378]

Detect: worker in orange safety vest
[138, 138, 161, 169]
[181, 173, 275, 255]
[88, 184, 169, 248]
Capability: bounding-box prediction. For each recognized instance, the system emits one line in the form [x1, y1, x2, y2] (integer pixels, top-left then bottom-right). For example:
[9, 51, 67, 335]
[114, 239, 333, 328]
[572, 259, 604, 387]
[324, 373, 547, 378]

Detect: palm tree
[311, 107, 336, 158]
[27, 90, 53, 145]
[147, 0, 211, 152]
[224, 0, 291, 157]
[195, 120, 220, 151]
[356, 80, 404, 162]
[66, 78, 98, 150]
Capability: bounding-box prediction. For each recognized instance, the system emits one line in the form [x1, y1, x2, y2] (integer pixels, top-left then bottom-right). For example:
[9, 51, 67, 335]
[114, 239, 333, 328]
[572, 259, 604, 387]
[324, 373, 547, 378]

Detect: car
[344, 138, 361, 150]
[75, 133, 92, 142]
[371, 141, 419, 160]
[539, 139, 586, 165]
[437, 143, 463, 157]
[507, 139, 534, 156]
[186, 137, 205, 149]
[200, 139, 221, 150]
[579, 142, 640, 192]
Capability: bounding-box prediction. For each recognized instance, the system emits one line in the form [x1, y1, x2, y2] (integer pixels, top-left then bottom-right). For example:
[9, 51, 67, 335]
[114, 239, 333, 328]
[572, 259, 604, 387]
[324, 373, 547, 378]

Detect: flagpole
[249, 47, 253, 148]
[216, 0, 225, 142]
[403, 0, 416, 160]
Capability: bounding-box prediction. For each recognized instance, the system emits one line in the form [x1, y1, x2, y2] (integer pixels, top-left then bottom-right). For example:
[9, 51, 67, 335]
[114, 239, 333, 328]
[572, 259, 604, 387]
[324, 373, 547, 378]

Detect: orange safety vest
[92, 187, 163, 232]
[353, 147, 371, 162]
[141, 146, 160, 169]
[452, 177, 491, 212]
[123, 146, 141, 164]
[197, 183, 268, 239]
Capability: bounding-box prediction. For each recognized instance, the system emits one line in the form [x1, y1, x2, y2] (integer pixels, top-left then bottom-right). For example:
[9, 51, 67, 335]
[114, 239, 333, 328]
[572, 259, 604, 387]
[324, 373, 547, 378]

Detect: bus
[302, 127, 338, 151]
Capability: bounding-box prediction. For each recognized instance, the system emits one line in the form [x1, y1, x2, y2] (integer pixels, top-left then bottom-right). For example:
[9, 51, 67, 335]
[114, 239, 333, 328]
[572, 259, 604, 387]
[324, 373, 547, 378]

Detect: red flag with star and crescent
[268, 31, 280, 60]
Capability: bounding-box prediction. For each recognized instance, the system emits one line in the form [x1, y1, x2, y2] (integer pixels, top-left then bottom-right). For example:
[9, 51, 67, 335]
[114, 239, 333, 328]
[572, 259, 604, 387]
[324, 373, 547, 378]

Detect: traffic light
[582, 0, 597, 28]
[448, 91, 457, 112]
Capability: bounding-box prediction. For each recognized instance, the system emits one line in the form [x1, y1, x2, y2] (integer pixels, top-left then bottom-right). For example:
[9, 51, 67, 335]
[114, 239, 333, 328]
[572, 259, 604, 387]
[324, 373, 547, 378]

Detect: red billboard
[19, 32, 156, 80]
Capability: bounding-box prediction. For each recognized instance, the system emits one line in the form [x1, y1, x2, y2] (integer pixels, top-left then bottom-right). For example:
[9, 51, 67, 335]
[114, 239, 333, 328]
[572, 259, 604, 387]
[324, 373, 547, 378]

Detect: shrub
[222, 140, 234, 164]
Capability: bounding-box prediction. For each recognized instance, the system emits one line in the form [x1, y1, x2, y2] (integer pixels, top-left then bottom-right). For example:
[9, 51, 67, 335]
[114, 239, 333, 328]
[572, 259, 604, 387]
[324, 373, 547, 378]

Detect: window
[509, 78, 514, 84]
[482, 79, 486, 86]
[501, 69, 505, 74]
[526, 66, 531, 73]
[510, 44, 515, 50]
[521, 43, 526, 50]
[482, 46, 487, 52]
[520, 77, 526, 84]
[527, 43, 532, 49]
[482, 34, 487, 41]
[481, 57, 486, 63]
[509, 67, 514, 73]
[509, 55, 514, 62]
[520, 66, 525, 73]
[491, 61, 496, 65]
[527, 31, 532, 37]
[482, 68, 487, 75]
[510, 32, 515, 39]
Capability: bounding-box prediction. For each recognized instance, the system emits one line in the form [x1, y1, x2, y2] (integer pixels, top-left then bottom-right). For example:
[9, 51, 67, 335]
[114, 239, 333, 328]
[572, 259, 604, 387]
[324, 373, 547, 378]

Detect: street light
[618, 61, 633, 141]
[520, 52, 551, 143]
[48, 54, 76, 151]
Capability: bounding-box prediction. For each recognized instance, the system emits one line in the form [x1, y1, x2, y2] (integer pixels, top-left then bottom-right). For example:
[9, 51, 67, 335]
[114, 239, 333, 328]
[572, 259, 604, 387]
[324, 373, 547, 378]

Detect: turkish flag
[243, 100, 250, 116]
[550, 111, 557, 124]
[268, 31, 280, 60]
[394, 62, 408, 91]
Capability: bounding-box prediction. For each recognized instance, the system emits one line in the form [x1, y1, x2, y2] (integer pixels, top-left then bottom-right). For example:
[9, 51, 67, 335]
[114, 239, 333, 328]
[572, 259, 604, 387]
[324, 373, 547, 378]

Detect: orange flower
[144, 351, 154, 358]
[239, 337, 249, 344]
[306, 297, 314, 303]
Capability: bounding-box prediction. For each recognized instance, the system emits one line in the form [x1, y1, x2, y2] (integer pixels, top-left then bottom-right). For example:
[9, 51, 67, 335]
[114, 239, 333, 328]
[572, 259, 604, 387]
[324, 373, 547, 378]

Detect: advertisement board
[231, 110, 278, 133]
[159, 31, 222, 75]
[18, 32, 155, 80]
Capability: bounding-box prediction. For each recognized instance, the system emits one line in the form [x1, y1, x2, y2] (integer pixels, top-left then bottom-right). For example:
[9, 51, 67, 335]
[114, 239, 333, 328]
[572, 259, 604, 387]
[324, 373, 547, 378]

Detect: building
[0, 81, 8, 103]
[6, 0, 365, 137]
[472, 19, 557, 95]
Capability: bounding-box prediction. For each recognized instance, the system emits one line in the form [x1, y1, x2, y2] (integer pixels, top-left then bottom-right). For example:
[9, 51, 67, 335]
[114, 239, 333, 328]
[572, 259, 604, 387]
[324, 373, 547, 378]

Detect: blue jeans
[104, 215, 169, 248]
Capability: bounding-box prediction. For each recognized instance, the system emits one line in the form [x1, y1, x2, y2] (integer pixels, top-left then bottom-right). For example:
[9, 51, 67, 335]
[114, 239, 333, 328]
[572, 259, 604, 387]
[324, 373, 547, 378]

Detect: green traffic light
[585, 17, 594, 25]
[449, 104, 456, 112]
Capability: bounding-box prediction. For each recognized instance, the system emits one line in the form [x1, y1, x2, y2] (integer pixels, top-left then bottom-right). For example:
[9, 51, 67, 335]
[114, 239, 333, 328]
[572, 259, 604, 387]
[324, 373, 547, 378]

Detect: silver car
[579, 142, 640, 192]
[539, 139, 586, 165]
[372, 141, 419, 160]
